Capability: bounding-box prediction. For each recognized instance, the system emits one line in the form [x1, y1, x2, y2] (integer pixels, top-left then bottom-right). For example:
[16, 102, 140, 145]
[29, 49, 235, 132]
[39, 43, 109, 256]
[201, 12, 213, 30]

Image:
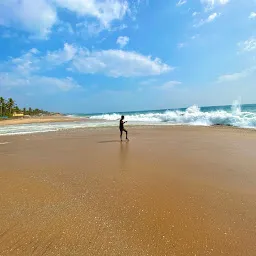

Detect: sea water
[87, 102, 256, 128]
[1, 102, 256, 136]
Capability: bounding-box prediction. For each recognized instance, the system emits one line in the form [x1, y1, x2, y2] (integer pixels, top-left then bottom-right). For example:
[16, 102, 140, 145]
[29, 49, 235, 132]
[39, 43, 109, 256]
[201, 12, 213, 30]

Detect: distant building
[12, 112, 24, 117]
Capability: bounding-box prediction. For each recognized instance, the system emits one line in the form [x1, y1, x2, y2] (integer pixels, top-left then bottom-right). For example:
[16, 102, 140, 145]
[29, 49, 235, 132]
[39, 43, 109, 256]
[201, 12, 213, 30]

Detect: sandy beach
[1, 126, 256, 255]
[0, 115, 83, 126]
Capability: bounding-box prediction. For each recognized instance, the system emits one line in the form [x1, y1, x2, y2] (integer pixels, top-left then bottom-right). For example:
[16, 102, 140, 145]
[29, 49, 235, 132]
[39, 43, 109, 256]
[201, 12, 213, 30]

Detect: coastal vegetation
[0, 96, 51, 118]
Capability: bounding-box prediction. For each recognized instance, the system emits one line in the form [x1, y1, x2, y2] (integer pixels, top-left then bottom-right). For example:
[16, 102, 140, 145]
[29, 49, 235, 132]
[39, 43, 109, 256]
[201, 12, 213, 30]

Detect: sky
[0, 0, 255, 113]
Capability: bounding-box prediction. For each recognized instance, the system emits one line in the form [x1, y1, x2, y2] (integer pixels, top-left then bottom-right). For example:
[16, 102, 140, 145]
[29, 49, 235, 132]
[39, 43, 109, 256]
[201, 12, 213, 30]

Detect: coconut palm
[13, 105, 20, 114]
[7, 98, 15, 116]
[0, 97, 5, 117]
[0, 97, 51, 118]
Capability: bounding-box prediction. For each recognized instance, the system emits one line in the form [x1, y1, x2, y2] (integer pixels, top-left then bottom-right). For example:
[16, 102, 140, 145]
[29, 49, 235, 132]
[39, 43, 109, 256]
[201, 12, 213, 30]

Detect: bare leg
[123, 129, 128, 140]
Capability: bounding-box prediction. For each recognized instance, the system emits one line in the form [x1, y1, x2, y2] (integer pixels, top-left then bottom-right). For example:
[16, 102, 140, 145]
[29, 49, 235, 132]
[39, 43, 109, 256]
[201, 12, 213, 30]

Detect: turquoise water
[1, 102, 256, 136]
[75, 103, 256, 118]
[74, 102, 256, 128]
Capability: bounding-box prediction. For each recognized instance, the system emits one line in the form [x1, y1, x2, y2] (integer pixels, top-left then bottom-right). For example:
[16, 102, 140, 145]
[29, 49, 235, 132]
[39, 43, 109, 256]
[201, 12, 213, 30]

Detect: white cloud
[217, 66, 256, 83]
[1, 44, 172, 84]
[53, 0, 129, 27]
[116, 36, 130, 48]
[157, 81, 182, 90]
[30, 48, 40, 54]
[0, 0, 132, 38]
[140, 78, 158, 85]
[71, 49, 172, 77]
[0, 0, 57, 39]
[32, 76, 80, 91]
[1, 47, 58, 77]
[57, 22, 74, 34]
[75, 21, 127, 38]
[194, 12, 221, 27]
[0, 72, 29, 88]
[191, 34, 199, 40]
[0, 46, 81, 92]
[249, 12, 256, 19]
[238, 37, 256, 52]
[176, 0, 187, 7]
[201, 0, 229, 10]
[207, 12, 220, 22]
[192, 12, 200, 16]
[217, 72, 246, 83]
[0, 48, 39, 76]
[177, 43, 186, 49]
[46, 43, 77, 65]
[0, 72, 80, 92]
[4, 48, 41, 76]
[2, 44, 77, 74]
[219, 0, 229, 4]
[75, 21, 105, 38]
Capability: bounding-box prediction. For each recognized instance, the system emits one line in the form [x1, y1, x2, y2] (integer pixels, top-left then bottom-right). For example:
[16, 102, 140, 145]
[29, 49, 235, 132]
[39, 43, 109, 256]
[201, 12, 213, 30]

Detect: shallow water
[1, 102, 256, 136]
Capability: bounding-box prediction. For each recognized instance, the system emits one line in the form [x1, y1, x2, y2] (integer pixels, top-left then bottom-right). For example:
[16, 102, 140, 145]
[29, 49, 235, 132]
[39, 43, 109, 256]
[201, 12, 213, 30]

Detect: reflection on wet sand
[119, 141, 129, 172]
[1, 127, 256, 255]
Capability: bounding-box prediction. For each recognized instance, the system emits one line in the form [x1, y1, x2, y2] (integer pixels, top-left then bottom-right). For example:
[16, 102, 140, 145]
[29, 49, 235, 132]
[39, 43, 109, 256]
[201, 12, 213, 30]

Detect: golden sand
[0, 115, 82, 126]
[0, 126, 256, 255]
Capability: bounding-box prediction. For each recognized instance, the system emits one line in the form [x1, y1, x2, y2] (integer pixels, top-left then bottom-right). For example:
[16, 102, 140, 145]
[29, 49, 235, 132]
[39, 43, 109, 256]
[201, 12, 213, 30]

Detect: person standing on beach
[119, 115, 129, 141]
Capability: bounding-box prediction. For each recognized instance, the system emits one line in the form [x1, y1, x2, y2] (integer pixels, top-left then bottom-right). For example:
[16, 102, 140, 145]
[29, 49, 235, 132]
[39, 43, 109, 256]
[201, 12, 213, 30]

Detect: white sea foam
[0, 121, 117, 136]
[90, 104, 256, 129]
[1, 103, 256, 136]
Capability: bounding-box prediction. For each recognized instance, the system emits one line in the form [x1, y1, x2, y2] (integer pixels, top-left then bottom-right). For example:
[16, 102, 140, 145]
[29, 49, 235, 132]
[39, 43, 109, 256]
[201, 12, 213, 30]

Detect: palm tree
[0, 97, 5, 117]
[7, 98, 15, 117]
[0, 97, 53, 118]
[13, 105, 20, 114]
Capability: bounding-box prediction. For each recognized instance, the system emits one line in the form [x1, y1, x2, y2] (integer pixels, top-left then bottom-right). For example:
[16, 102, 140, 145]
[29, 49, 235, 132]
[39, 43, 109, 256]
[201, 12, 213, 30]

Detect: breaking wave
[1, 102, 256, 136]
[90, 103, 256, 129]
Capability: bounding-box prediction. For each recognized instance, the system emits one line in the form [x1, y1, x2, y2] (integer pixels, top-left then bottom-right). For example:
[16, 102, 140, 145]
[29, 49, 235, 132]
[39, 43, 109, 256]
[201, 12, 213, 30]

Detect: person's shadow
[119, 141, 129, 172]
[98, 140, 120, 144]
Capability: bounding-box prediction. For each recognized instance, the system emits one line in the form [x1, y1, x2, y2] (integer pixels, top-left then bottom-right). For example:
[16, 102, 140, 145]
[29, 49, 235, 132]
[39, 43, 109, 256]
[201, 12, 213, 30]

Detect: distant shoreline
[0, 115, 84, 126]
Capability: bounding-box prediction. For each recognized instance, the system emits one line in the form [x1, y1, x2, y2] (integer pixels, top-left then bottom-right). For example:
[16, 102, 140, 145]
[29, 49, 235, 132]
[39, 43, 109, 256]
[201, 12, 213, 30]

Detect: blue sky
[0, 0, 255, 113]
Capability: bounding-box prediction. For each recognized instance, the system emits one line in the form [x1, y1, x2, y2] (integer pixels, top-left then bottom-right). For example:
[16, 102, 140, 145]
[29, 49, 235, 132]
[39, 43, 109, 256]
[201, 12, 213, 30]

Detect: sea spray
[1, 103, 256, 136]
[90, 103, 256, 128]
[231, 99, 242, 115]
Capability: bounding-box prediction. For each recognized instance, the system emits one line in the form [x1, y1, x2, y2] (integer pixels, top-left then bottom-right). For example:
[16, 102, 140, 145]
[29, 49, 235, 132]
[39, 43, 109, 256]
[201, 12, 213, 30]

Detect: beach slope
[0, 115, 82, 126]
[0, 126, 256, 255]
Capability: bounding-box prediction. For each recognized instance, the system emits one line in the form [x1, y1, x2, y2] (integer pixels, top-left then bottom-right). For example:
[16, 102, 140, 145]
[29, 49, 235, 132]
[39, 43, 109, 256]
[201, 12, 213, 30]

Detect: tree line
[0, 96, 51, 117]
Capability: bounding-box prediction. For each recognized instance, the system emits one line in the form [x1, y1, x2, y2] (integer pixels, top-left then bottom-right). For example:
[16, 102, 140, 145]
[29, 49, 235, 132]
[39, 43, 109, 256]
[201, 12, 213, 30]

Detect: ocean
[1, 101, 256, 136]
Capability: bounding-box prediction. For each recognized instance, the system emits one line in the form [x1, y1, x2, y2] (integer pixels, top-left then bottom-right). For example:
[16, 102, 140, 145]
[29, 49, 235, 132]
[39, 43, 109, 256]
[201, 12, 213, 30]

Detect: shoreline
[0, 121, 255, 138]
[0, 115, 84, 126]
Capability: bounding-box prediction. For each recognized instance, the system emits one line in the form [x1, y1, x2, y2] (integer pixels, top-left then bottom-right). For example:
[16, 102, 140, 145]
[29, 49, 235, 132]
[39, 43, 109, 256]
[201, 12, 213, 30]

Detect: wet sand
[0, 126, 256, 255]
